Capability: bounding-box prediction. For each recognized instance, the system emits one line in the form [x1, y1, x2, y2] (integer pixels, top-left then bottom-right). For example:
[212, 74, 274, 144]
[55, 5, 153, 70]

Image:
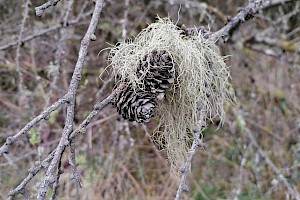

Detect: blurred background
[0, 0, 299, 199]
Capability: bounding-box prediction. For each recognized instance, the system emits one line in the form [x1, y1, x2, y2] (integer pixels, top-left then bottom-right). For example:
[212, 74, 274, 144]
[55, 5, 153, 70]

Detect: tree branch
[35, 0, 63, 17]
[245, 128, 300, 200]
[175, 107, 206, 200]
[0, 8, 93, 51]
[208, 0, 296, 42]
[6, 91, 116, 199]
[15, 0, 31, 92]
[37, 0, 104, 199]
[0, 95, 69, 157]
[8, 151, 55, 199]
[209, 0, 264, 42]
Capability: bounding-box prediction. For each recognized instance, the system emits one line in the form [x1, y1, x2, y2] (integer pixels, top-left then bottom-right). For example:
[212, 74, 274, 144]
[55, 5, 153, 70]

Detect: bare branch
[15, 0, 31, 92]
[233, 142, 253, 199]
[0, 9, 93, 51]
[121, 0, 129, 41]
[35, 0, 63, 17]
[37, 0, 104, 198]
[209, 0, 264, 42]
[6, 90, 116, 199]
[69, 89, 119, 140]
[69, 138, 83, 188]
[8, 151, 55, 199]
[209, 0, 296, 42]
[246, 34, 300, 53]
[175, 108, 206, 200]
[0, 95, 69, 157]
[245, 128, 300, 200]
[48, 0, 75, 102]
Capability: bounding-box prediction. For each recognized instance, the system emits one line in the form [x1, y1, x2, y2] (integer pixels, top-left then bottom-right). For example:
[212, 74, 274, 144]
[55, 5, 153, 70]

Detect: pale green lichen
[108, 17, 234, 175]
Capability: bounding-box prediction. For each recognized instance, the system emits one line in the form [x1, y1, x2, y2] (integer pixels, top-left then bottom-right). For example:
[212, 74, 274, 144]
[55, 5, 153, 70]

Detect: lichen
[108, 17, 234, 176]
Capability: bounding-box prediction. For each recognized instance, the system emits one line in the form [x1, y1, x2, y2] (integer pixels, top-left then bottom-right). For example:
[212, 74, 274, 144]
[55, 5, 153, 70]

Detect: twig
[50, 146, 65, 200]
[69, 89, 119, 140]
[209, 0, 297, 42]
[15, 0, 31, 92]
[69, 138, 83, 188]
[167, 0, 227, 22]
[6, 91, 116, 199]
[35, 0, 63, 17]
[49, 0, 74, 92]
[175, 108, 205, 200]
[36, 91, 114, 199]
[0, 95, 69, 157]
[233, 142, 253, 200]
[0, 152, 35, 167]
[246, 35, 300, 53]
[0, 9, 93, 51]
[245, 128, 300, 200]
[8, 151, 55, 199]
[37, 0, 75, 144]
[96, 76, 113, 99]
[37, 1, 104, 198]
[209, 0, 264, 42]
[121, 0, 129, 41]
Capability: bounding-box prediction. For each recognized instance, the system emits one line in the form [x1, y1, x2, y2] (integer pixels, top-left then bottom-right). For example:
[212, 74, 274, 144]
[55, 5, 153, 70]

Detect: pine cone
[114, 85, 157, 123]
[137, 50, 175, 100]
[113, 50, 175, 123]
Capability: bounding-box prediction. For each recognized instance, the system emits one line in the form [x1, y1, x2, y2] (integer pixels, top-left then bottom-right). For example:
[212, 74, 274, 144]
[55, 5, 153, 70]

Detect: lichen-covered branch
[69, 138, 83, 188]
[15, 0, 31, 92]
[37, 0, 104, 199]
[6, 90, 116, 199]
[209, 0, 264, 42]
[0, 8, 93, 51]
[0, 95, 69, 157]
[175, 108, 205, 200]
[245, 128, 300, 200]
[208, 0, 296, 42]
[7, 151, 55, 199]
[35, 0, 63, 17]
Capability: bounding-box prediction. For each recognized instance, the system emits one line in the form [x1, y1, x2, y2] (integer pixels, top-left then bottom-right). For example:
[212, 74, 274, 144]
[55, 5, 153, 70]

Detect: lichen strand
[108, 17, 233, 175]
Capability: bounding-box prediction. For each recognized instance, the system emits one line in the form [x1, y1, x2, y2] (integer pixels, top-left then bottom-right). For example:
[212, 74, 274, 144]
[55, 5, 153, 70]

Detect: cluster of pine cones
[113, 50, 175, 123]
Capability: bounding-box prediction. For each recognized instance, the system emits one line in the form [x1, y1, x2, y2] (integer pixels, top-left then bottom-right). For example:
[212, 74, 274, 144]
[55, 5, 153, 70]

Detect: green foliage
[49, 110, 59, 124]
[29, 128, 40, 145]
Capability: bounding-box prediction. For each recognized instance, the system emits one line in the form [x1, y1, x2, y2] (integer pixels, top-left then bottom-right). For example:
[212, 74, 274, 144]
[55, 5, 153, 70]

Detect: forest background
[0, 0, 299, 199]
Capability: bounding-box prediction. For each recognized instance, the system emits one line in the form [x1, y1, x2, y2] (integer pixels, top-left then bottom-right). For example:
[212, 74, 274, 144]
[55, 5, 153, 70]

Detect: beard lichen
[108, 17, 234, 176]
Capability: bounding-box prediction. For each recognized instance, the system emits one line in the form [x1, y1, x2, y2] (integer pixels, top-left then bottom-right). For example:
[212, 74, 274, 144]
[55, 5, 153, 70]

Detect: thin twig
[15, 0, 31, 92]
[233, 142, 253, 200]
[6, 91, 116, 199]
[209, 0, 264, 42]
[69, 89, 119, 140]
[37, 1, 104, 198]
[96, 76, 113, 99]
[0, 9, 93, 51]
[175, 108, 205, 200]
[50, 147, 65, 200]
[121, 0, 129, 41]
[69, 138, 83, 188]
[50, 0, 74, 92]
[245, 128, 300, 200]
[8, 151, 55, 199]
[35, 0, 63, 17]
[0, 95, 69, 157]
[209, 0, 296, 42]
